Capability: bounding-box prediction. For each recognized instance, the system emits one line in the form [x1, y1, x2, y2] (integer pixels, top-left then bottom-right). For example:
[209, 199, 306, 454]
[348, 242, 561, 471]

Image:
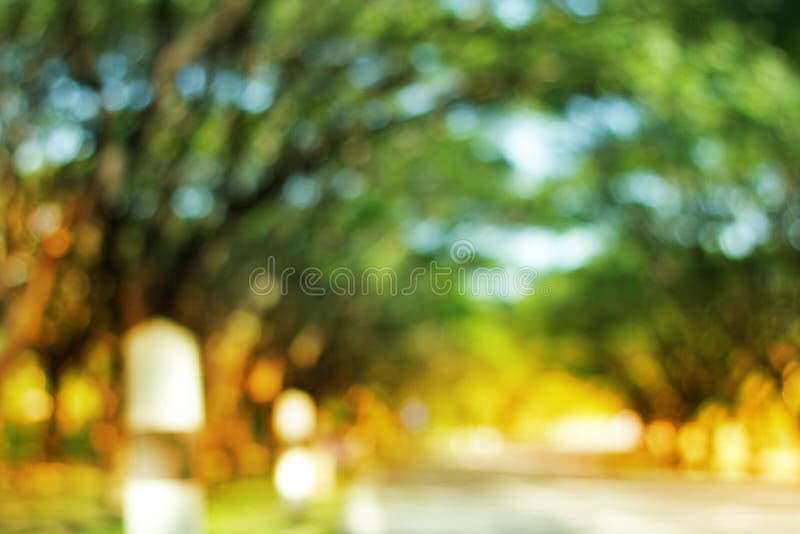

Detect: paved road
[343, 468, 800, 533]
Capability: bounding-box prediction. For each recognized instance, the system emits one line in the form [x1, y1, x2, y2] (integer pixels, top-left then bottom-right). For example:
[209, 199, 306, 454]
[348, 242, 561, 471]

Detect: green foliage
[2, 0, 800, 422]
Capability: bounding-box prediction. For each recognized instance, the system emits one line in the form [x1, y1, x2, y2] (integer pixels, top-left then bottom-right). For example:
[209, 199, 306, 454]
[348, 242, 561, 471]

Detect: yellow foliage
[1, 351, 52, 425]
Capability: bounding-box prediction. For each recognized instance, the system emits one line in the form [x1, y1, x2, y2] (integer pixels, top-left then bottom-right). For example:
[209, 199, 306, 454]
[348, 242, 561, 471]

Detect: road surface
[343, 467, 800, 533]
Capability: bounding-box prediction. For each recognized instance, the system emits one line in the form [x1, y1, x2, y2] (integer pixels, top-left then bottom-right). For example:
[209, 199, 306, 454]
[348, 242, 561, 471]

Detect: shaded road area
[344, 467, 800, 534]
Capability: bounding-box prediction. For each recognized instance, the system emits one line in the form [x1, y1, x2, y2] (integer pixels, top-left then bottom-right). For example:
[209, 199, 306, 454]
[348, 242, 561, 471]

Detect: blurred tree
[3, 0, 800, 456]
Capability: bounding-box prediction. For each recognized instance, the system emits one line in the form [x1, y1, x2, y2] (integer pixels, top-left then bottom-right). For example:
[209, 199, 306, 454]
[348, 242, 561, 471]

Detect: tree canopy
[3, 0, 800, 458]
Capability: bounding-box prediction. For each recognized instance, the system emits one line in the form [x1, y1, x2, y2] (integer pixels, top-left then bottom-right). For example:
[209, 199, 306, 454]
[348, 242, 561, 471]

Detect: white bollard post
[272, 389, 325, 515]
[122, 318, 206, 534]
[272, 389, 316, 445]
